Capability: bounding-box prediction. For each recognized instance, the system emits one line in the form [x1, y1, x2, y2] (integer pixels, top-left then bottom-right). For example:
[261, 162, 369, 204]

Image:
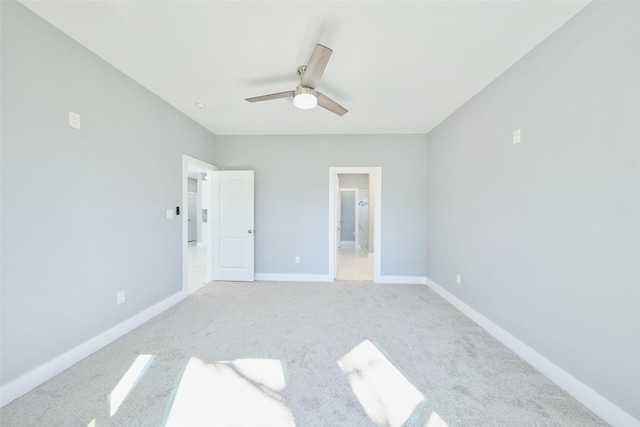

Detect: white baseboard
[340, 241, 355, 247]
[425, 278, 640, 427]
[0, 290, 186, 408]
[254, 273, 333, 283]
[376, 275, 427, 285]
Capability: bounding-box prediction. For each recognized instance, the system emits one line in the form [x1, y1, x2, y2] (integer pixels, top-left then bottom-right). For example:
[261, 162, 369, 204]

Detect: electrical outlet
[456, 274, 461, 285]
[117, 291, 125, 305]
[295, 256, 300, 264]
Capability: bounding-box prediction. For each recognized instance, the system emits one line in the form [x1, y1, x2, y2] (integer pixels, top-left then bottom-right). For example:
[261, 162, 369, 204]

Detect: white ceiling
[21, 1, 589, 136]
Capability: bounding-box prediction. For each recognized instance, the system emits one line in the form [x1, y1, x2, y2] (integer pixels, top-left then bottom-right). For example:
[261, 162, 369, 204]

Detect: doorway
[337, 184, 373, 280]
[187, 193, 198, 242]
[329, 167, 381, 282]
[339, 188, 358, 249]
[182, 155, 216, 294]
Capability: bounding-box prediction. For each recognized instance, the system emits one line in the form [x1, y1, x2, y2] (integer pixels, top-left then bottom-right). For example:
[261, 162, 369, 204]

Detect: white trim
[368, 252, 374, 259]
[0, 291, 186, 408]
[182, 155, 216, 294]
[377, 275, 427, 285]
[255, 273, 333, 282]
[329, 167, 382, 282]
[340, 241, 355, 247]
[425, 278, 640, 427]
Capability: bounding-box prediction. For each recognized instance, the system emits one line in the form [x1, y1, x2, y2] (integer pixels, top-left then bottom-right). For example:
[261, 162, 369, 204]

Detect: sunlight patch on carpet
[338, 340, 425, 427]
[109, 354, 154, 416]
[165, 357, 295, 427]
[425, 411, 449, 427]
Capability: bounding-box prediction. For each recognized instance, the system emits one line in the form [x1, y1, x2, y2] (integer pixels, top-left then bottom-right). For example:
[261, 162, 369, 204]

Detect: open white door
[212, 171, 255, 282]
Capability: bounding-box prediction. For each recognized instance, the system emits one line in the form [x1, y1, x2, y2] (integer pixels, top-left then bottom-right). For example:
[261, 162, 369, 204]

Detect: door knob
[248, 229, 253, 234]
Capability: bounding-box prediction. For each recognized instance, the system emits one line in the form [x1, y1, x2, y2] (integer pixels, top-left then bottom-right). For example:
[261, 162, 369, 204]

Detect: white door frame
[339, 188, 359, 248]
[182, 154, 216, 295]
[329, 167, 381, 282]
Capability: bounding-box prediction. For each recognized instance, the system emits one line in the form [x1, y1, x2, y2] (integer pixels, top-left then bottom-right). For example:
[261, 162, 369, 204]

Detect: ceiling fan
[245, 44, 348, 116]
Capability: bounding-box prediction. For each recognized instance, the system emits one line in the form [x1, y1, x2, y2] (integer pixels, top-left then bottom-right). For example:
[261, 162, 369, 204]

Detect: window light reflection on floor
[425, 411, 449, 427]
[109, 354, 154, 416]
[164, 357, 295, 427]
[338, 340, 425, 427]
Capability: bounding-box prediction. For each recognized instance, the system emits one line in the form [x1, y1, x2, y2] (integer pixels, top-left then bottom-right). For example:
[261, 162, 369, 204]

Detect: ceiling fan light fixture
[245, 44, 347, 116]
[294, 87, 317, 110]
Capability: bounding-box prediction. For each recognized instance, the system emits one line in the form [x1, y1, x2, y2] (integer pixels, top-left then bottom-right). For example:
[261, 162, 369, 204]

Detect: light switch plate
[69, 111, 81, 129]
[166, 209, 174, 219]
[513, 129, 521, 144]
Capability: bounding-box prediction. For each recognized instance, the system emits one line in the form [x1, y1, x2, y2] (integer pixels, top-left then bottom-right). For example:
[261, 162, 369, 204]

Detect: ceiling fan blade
[245, 91, 294, 103]
[317, 92, 348, 116]
[300, 44, 332, 89]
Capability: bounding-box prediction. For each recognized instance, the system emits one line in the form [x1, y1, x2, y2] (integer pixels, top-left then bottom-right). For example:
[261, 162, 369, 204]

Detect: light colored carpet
[0, 281, 606, 426]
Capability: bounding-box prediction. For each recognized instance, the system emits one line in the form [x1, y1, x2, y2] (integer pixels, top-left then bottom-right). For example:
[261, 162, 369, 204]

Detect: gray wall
[0, 2, 216, 385]
[338, 174, 369, 190]
[216, 134, 427, 276]
[425, 1, 640, 418]
[188, 177, 198, 193]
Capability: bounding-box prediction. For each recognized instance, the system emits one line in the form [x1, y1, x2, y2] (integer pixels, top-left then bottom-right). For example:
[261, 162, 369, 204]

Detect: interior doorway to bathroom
[329, 167, 381, 282]
[182, 155, 215, 294]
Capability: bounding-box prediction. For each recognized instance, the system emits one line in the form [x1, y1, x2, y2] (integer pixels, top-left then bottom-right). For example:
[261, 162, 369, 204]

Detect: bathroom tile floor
[188, 241, 208, 292]
[336, 246, 373, 281]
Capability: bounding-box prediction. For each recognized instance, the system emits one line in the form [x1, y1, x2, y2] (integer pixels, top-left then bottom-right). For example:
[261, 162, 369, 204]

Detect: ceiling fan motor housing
[294, 86, 318, 109]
